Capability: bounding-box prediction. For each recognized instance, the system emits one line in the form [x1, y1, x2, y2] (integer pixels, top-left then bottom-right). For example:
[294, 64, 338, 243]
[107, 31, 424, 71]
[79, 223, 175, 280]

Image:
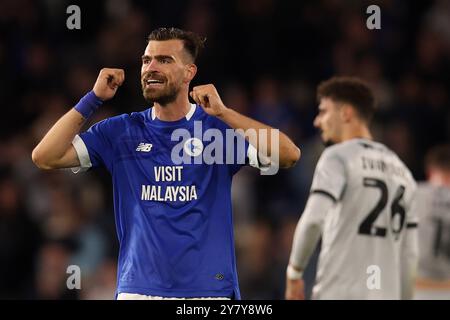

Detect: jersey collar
[150, 103, 196, 121]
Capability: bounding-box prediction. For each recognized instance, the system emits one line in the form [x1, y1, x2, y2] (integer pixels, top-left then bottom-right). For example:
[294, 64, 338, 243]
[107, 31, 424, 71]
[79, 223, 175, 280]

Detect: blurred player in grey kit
[285, 77, 418, 300]
[413, 145, 450, 300]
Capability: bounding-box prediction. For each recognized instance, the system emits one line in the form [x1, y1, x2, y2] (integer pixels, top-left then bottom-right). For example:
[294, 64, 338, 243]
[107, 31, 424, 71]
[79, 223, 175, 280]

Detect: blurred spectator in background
[32, 240, 79, 300]
[413, 145, 450, 300]
[0, 167, 41, 299]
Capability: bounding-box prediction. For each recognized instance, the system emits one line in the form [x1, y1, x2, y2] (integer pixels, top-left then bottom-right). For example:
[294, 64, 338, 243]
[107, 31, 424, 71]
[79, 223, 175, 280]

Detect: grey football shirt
[412, 182, 450, 280]
[310, 138, 417, 299]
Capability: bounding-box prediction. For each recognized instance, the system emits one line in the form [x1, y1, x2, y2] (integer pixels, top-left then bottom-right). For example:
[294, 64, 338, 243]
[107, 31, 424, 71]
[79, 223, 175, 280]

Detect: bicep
[56, 145, 80, 168]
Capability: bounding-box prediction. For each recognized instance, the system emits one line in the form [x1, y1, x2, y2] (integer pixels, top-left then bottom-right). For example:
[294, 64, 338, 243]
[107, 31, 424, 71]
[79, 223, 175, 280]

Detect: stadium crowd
[0, 0, 449, 299]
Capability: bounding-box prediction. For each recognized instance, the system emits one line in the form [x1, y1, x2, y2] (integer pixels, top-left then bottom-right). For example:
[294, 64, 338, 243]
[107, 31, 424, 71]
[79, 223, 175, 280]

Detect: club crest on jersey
[136, 142, 153, 152]
[184, 138, 203, 157]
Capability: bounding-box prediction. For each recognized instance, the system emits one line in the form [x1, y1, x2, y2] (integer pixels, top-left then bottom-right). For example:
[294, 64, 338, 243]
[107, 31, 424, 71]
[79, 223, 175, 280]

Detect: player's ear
[184, 64, 197, 83]
[340, 104, 353, 123]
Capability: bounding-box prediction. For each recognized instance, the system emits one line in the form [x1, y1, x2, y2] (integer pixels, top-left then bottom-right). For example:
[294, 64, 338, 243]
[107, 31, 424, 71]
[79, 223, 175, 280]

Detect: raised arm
[31, 68, 124, 169]
[190, 84, 301, 168]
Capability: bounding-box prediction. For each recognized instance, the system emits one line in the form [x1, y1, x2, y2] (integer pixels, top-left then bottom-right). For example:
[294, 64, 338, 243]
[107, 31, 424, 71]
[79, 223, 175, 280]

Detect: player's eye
[142, 59, 150, 64]
[161, 58, 169, 64]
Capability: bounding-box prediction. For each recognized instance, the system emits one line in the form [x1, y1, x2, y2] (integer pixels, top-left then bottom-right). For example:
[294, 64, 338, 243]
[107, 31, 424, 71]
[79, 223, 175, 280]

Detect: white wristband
[287, 264, 303, 280]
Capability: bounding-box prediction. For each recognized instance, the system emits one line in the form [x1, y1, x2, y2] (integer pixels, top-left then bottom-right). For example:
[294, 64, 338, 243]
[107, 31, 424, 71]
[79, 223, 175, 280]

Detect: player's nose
[313, 116, 321, 128]
[142, 60, 160, 73]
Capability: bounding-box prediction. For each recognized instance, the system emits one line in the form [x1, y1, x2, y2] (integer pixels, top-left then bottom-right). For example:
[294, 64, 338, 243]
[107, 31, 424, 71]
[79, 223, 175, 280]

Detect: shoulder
[193, 105, 230, 130]
[88, 109, 149, 136]
[314, 144, 347, 174]
[196, 105, 218, 122]
[129, 108, 150, 124]
[380, 142, 416, 182]
[371, 141, 417, 189]
[104, 109, 149, 127]
[318, 142, 349, 162]
[188, 104, 239, 132]
[417, 182, 450, 198]
[336, 139, 384, 155]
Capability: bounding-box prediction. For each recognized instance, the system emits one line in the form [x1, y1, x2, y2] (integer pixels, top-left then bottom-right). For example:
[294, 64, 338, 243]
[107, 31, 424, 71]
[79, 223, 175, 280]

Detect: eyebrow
[141, 55, 175, 61]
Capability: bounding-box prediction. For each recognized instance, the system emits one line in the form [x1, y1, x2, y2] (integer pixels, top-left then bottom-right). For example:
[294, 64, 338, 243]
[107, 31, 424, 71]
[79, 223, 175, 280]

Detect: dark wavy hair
[147, 27, 205, 63]
[425, 144, 450, 171]
[317, 76, 376, 123]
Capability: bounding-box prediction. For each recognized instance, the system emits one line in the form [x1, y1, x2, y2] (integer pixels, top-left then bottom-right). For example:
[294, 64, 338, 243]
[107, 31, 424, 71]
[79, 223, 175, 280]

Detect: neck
[340, 123, 372, 142]
[429, 172, 450, 188]
[153, 89, 191, 121]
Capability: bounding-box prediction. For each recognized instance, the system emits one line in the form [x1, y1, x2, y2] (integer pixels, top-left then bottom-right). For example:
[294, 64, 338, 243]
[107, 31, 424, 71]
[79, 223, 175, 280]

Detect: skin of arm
[32, 68, 124, 169]
[190, 84, 301, 168]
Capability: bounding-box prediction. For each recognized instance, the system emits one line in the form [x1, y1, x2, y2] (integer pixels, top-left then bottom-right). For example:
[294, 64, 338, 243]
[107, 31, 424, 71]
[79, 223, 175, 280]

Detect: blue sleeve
[212, 117, 251, 176]
[78, 117, 119, 171]
[227, 131, 250, 176]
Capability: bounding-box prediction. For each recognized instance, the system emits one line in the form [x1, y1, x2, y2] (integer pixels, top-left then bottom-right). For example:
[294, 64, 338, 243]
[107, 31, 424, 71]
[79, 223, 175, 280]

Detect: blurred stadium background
[0, 0, 449, 299]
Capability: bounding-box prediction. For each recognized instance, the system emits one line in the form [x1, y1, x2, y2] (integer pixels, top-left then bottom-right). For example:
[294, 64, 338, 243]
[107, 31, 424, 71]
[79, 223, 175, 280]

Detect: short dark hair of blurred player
[285, 76, 418, 300]
[413, 144, 450, 300]
[425, 145, 450, 186]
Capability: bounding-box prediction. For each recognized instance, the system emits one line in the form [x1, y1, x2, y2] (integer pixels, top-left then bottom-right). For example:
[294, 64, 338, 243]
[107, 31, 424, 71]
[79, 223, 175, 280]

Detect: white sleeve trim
[247, 143, 259, 168]
[247, 143, 271, 171]
[71, 134, 92, 173]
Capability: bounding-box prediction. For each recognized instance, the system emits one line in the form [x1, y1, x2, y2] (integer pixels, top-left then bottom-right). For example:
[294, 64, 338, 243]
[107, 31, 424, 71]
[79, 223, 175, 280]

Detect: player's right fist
[93, 68, 125, 101]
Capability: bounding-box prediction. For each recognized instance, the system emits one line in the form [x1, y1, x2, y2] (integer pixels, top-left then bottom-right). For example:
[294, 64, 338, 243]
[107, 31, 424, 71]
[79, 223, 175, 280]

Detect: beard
[142, 75, 180, 106]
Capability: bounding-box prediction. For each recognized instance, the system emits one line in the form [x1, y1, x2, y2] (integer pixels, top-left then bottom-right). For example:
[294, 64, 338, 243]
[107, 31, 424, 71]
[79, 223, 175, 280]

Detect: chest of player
[113, 134, 224, 184]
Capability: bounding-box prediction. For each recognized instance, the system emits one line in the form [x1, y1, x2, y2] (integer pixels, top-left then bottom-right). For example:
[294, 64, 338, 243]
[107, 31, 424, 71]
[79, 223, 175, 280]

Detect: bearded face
[140, 40, 193, 107]
[141, 72, 181, 106]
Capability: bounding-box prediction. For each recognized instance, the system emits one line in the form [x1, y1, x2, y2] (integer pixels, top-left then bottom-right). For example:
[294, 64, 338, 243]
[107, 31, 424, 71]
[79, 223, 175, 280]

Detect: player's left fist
[190, 84, 227, 117]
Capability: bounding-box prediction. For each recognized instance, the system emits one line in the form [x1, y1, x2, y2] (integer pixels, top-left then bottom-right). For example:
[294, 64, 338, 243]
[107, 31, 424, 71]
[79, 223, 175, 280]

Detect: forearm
[401, 229, 418, 299]
[32, 69, 123, 170]
[32, 109, 86, 169]
[289, 217, 322, 272]
[217, 108, 300, 168]
[288, 194, 333, 273]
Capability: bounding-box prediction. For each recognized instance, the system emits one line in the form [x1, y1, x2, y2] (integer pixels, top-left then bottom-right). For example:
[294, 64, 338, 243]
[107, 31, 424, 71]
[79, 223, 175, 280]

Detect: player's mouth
[144, 79, 165, 88]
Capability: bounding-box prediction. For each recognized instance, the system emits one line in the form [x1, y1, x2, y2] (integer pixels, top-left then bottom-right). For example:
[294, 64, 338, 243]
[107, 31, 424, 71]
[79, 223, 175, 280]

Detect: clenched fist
[190, 84, 228, 117]
[93, 68, 125, 101]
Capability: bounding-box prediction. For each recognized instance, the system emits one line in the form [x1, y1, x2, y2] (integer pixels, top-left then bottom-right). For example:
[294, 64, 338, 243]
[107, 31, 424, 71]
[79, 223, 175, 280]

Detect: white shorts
[117, 293, 231, 300]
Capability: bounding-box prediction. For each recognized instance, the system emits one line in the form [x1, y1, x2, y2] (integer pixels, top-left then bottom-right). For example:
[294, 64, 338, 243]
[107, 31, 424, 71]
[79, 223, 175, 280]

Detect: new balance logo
[136, 143, 153, 152]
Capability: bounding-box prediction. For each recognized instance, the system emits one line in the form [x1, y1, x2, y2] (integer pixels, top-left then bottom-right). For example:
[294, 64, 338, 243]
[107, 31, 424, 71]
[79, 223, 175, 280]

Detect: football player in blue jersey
[32, 27, 300, 300]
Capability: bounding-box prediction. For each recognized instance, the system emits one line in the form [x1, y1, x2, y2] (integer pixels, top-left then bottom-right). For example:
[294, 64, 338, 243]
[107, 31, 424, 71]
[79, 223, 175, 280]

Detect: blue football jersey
[72, 104, 261, 299]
